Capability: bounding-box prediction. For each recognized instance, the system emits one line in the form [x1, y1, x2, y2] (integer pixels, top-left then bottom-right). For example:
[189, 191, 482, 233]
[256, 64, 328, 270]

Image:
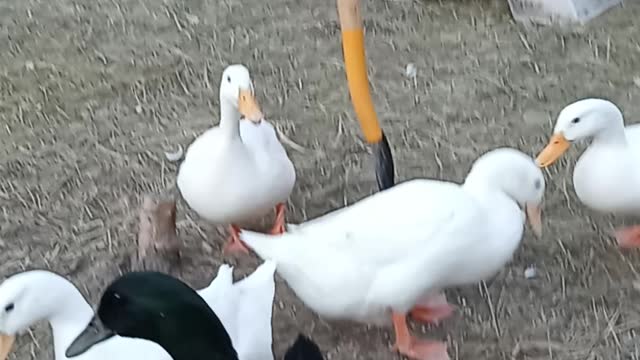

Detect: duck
[283, 334, 324, 360]
[535, 98, 640, 248]
[64, 270, 324, 360]
[177, 64, 296, 255]
[237, 148, 545, 360]
[0, 261, 277, 360]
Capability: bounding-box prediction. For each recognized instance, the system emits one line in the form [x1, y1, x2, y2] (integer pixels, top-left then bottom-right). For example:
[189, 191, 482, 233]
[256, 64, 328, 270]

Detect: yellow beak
[535, 133, 570, 168]
[525, 203, 542, 238]
[237, 89, 263, 123]
[0, 334, 15, 360]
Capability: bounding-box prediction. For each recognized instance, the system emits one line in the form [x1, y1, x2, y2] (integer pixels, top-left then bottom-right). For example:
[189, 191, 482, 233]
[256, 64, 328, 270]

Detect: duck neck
[590, 105, 628, 147]
[462, 171, 493, 195]
[161, 339, 220, 360]
[219, 96, 241, 139]
[47, 285, 94, 360]
[149, 310, 238, 360]
[156, 333, 238, 360]
[591, 125, 627, 147]
[463, 173, 516, 208]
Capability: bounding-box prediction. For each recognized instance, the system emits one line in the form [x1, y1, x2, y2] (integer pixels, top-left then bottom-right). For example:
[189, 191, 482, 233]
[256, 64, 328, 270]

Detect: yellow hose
[337, 0, 395, 190]
[337, 0, 383, 145]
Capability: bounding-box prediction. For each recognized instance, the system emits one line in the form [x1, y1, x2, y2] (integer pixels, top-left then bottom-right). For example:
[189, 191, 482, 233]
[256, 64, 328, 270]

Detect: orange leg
[392, 312, 450, 360]
[614, 225, 640, 249]
[269, 203, 287, 235]
[410, 292, 455, 325]
[222, 224, 250, 255]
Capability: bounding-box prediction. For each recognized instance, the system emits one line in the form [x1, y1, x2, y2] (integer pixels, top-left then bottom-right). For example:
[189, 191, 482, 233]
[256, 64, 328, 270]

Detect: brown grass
[1, 0, 640, 359]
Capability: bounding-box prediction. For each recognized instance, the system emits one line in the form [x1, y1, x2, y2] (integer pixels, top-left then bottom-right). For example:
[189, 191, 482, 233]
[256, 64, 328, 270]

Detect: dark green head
[65, 271, 238, 360]
[284, 334, 324, 360]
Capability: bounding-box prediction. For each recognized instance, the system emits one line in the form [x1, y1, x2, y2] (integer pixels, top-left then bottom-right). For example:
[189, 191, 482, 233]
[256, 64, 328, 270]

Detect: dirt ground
[1, 0, 640, 359]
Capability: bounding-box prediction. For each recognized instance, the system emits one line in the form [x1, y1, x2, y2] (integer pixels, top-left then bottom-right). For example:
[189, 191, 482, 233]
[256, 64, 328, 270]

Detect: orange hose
[341, 30, 383, 144]
[337, 0, 383, 144]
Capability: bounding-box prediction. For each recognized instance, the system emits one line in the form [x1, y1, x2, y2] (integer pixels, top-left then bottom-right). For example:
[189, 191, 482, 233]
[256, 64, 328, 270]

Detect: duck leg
[614, 225, 640, 249]
[223, 224, 250, 255]
[0, 334, 15, 360]
[392, 312, 449, 360]
[269, 203, 287, 235]
[410, 292, 455, 325]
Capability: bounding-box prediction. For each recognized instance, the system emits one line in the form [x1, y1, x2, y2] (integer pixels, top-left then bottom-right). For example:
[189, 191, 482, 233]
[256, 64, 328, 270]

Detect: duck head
[66, 271, 237, 360]
[220, 64, 263, 123]
[536, 98, 625, 168]
[465, 147, 545, 238]
[284, 334, 324, 360]
[0, 270, 89, 360]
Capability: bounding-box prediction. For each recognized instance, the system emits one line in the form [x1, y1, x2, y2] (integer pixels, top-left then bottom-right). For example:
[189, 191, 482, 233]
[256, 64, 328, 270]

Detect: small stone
[25, 61, 34, 71]
[135, 105, 142, 114]
[164, 145, 184, 162]
[634, 77, 640, 88]
[405, 63, 417, 79]
[185, 13, 199, 25]
[524, 266, 537, 279]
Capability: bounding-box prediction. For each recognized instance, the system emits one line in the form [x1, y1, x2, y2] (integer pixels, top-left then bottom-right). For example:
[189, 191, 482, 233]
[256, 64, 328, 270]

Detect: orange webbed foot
[392, 312, 450, 360]
[222, 224, 250, 255]
[614, 225, 640, 249]
[410, 292, 455, 325]
[269, 203, 287, 235]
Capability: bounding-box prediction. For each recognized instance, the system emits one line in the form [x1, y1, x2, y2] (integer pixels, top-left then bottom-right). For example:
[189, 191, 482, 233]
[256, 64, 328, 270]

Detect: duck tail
[235, 260, 276, 308]
[238, 230, 286, 261]
[231, 260, 277, 360]
[211, 264, 234, 286]
[237, 260, 276, 289]
[196, 264, 234, 304]
[283, 334, 324, 360]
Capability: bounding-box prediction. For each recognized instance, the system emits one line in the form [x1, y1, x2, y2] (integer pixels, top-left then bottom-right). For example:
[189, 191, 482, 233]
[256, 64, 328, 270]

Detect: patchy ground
[1, 0, 640, 359]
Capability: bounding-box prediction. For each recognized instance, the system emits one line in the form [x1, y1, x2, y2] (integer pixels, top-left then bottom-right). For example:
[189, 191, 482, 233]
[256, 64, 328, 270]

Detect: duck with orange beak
[239, 148, 544, 360]
[177, 64, 296, 254]
[335, 0, 471, 347]
[535, 98, 640, 249]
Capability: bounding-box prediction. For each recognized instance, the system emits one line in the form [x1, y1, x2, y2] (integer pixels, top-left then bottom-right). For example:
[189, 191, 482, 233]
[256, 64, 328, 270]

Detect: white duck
[0, 261, 276, 360]
[535, 98, 640, 248]
[177, 64, 296, 254]
[239, 148, 545, 360]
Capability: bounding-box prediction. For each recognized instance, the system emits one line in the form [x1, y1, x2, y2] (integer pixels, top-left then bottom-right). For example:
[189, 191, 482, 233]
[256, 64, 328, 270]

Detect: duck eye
[227, 76, 231, 83]
[571, 117, 580, 124]
[5, 303, 14, 312]
[534, 178, 542, 190]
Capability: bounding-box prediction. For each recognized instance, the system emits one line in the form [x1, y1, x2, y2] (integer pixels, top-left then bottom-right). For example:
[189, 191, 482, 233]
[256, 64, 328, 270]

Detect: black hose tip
[374, 132, 395, 191]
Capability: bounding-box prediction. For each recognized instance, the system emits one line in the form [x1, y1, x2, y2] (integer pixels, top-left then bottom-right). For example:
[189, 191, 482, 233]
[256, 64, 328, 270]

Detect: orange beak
[0, 334, 15, 360]
[525, 203, 542, 238]
[238, 89, 263, 123]
[535, 133, 570, 168]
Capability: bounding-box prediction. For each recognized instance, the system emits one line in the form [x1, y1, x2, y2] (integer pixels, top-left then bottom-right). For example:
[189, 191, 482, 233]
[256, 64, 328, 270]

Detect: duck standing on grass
[64, 270, 325, 360]
[238, 148, 545, 360]
[535, 98, 640, 248]
[0, 261, 277, 360]
[177, 64, 296, 255]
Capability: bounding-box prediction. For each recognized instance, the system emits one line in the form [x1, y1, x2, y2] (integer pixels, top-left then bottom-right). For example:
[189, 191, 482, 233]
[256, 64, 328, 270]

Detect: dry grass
[2, 0, 640, 359]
